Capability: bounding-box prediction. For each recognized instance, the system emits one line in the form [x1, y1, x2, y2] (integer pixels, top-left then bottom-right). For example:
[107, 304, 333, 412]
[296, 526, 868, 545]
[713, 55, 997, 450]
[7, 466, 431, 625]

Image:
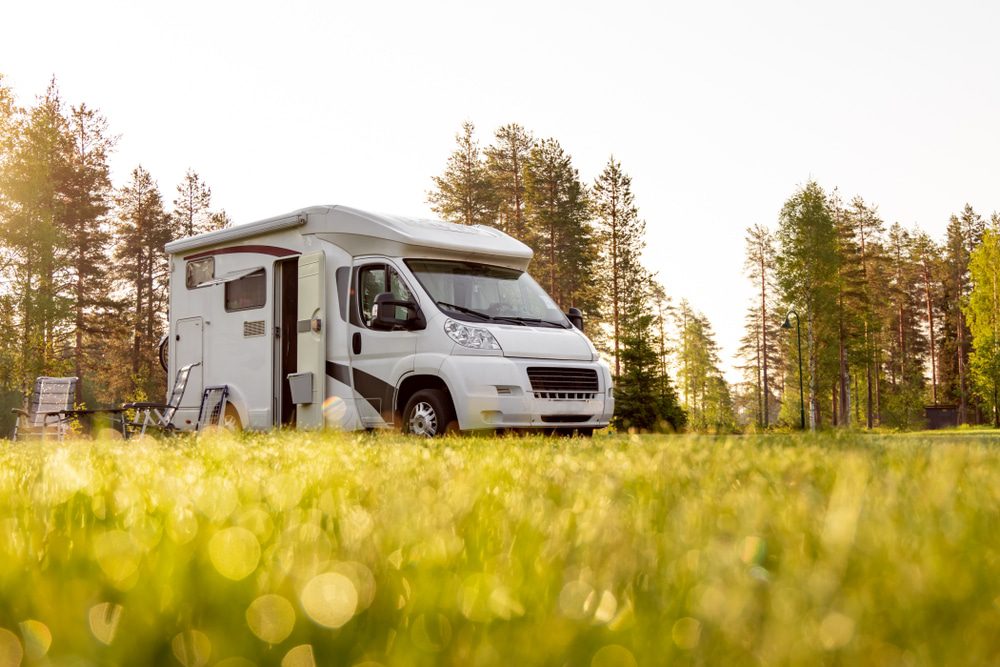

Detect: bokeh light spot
[17, 620, 50, 660]
[329, 561, 376, 612]
[246, 594, 296, 644]
[195, 480, 239, 523]
[559, 581, 596, 620]
[591, 644, 638, 667]
[671, 617, 702, 650]
[488, 585, 525, 620]
[819, 612, 855, 649]
[281, 644, 316, 667]
[0, 628, 22, 667]
[171, 630, 212, 667]
[265, 474, 304, 511]
[300, 572, 358, 628]
[167, 501, 199, 545]
[322, 396, 347, 423]
[88, 603, 123, 645]
[592, 591, 618, 625]
[214, 658, 256, 667]
[209, 527, 261, 581]
[93, 530, 142, 586]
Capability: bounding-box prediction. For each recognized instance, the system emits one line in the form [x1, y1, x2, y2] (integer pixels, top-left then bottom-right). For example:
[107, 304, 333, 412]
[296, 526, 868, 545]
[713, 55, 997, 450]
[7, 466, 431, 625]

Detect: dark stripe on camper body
[325, 361, 351, 386]
[351, 367, 396, 413]
[184, 245, 298, 260]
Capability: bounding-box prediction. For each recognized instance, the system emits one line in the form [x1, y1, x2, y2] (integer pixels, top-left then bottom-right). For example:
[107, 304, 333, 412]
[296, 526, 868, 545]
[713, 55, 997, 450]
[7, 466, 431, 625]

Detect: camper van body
[163, 205, 614, 434]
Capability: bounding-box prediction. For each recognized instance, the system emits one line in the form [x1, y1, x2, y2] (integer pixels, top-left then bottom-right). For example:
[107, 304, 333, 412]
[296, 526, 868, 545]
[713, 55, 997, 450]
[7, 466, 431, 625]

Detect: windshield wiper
[501, 316, 568, 329]
[435, 301, 493, 321]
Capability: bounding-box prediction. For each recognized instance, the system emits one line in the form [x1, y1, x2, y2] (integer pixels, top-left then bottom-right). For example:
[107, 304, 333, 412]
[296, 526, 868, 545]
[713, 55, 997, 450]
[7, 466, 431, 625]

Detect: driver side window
[358, 264, 414, 328]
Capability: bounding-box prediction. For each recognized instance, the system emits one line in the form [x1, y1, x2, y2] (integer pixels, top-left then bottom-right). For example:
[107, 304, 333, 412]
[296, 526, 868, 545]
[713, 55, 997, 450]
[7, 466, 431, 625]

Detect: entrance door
[174, 317, 203, 426]
[296, 252, 326, 428]
[274, 258, 299, 427]
[348, 261, 418, 426]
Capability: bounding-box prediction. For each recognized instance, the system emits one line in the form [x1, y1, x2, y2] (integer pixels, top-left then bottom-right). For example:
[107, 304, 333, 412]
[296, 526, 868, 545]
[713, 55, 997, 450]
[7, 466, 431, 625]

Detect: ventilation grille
[541, 415, 593, 423]
[243, 320, 266, 337]
[527, 367, 598, 400]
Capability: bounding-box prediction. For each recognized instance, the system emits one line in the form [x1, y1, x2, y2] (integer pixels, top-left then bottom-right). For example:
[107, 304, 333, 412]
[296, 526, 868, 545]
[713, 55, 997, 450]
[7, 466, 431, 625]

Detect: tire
[402, 389, 456, 437]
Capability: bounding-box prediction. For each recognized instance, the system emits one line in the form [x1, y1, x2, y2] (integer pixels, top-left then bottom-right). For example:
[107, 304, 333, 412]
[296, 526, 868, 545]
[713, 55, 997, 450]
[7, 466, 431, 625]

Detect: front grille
[541, 415, 593, 423]
[527, 367, 598, 400]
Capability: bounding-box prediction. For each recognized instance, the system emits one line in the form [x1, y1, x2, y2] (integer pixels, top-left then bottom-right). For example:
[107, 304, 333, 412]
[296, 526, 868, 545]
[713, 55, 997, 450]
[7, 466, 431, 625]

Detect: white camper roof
[164, 205, 534, 269]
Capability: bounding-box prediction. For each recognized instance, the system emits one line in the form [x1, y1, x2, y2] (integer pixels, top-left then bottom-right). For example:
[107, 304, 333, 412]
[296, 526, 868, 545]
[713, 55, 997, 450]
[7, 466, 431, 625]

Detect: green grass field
[0, 431, 998, 666]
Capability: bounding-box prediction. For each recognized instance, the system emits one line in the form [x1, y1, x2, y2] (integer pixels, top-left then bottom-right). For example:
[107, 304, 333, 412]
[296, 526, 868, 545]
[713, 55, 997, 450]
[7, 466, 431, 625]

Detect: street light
[782, 310, 806, 430]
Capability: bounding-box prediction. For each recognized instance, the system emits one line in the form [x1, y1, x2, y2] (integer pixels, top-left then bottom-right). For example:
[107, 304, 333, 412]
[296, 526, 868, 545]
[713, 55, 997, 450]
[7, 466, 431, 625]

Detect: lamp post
[782, 310, 806, 430]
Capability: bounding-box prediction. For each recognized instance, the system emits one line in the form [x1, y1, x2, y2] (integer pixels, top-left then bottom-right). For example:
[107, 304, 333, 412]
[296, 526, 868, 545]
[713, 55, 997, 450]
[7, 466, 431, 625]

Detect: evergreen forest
[3, 74, 999, 434]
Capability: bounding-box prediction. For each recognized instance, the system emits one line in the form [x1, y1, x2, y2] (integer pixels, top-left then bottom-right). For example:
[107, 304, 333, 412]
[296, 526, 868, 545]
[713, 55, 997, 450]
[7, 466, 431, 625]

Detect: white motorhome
[163, 205, 614, 435]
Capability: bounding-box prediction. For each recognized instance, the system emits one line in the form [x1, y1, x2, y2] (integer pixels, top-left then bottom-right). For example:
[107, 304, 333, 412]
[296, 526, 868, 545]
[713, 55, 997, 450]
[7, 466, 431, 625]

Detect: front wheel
[402, 389, 456, 437]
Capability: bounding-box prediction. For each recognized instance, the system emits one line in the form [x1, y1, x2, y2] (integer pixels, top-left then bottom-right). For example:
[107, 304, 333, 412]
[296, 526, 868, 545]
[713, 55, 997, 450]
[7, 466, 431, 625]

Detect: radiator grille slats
[527, 367, 599, 400]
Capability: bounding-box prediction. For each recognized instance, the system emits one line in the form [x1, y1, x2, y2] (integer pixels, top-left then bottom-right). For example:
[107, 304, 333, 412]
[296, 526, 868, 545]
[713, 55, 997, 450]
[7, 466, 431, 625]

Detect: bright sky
[4, 0, 999, 381]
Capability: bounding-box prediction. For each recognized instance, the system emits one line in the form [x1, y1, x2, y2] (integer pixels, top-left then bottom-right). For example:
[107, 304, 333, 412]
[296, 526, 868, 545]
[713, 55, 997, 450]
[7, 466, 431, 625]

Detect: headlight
[444, 318, 502, 350]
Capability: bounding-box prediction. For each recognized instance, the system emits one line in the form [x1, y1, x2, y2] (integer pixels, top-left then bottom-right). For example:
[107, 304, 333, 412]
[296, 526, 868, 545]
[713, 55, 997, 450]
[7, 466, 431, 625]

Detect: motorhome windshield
[405, 259, 570, 328]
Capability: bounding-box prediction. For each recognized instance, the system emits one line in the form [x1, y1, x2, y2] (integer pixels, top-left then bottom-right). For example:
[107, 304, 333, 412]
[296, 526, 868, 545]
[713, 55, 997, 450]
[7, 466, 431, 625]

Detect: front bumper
[439, 356, 614, 431]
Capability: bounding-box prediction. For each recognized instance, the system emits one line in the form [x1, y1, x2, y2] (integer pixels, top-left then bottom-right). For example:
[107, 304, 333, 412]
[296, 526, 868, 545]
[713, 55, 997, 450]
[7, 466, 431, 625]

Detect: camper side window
[225, 269, 266, 311]
[186, 258, 215, 288]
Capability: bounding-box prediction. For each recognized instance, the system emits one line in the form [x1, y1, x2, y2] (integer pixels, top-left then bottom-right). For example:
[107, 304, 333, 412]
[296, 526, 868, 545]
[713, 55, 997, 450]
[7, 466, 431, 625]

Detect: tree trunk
[958, 310, 967, 423]
[760, 254, 769, 428]
[807, 310, 817, 430]
[924, 267, 938, 404]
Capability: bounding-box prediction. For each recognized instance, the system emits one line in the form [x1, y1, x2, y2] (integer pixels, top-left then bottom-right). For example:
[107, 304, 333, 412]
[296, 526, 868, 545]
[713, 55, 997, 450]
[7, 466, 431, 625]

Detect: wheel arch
[396, 374, 455, 421]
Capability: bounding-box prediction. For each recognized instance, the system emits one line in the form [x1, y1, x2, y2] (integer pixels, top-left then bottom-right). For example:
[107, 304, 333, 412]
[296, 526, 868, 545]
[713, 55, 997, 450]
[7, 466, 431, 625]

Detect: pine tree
[592, 157, 645, 378]
[674, 300, 734, 432]
[880, 224, 927, 427]
[0, 79, 75, 390]
[62, 103, 116, 401]
[484, 124, 533, 240]
[741, 223, 779, 427]
[523, 138, 596, 313]
[940, 204, 985, 422]
[910, 230, 943, 405]
[774, 181, 840, 429]
[614, 273, 685, 431]
[427, 121, 495, 226]
[844, 196, 886, 427]
[0, 73, 19, 414]
[172, 169, 217, 237]
[114, 166, 171, 399]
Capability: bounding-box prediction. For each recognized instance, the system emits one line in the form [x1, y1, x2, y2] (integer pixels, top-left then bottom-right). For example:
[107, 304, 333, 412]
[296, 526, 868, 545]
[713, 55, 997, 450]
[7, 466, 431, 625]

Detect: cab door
[296, 252, 326, 428]
[348, 261, 419, 426]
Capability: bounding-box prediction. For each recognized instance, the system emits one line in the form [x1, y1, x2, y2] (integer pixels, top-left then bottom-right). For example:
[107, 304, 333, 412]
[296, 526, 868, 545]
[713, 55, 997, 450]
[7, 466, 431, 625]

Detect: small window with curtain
[186, 257, 215, 288]
[225, 269, 266, 311]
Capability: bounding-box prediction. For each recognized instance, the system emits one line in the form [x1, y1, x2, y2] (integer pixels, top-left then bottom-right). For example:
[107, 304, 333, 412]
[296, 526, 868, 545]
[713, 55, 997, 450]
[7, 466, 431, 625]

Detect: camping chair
[10, 377, 78, 441]
[123, 362, 200, 437]
[196, 386, 229, 431]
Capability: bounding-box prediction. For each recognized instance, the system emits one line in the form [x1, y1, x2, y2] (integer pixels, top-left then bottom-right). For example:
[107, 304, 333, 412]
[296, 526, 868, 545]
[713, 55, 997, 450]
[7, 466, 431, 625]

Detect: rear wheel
[222, 404, 243, 432]
[402, 389, 456, 437]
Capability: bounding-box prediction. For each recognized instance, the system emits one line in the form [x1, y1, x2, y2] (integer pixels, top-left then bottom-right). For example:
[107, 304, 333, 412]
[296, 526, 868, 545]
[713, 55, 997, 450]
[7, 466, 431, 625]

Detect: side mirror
[567, 307, 584, 331]
[373, 292, 426, 331]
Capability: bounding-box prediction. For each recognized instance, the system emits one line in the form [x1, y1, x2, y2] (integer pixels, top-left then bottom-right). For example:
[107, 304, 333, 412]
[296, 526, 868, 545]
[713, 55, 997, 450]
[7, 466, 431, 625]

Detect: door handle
[352, 332, 362, 355]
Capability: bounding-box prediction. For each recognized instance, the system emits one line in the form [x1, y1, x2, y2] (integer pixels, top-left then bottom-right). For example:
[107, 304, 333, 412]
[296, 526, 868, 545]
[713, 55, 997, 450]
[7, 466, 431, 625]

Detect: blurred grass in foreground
[0, 431, 998, 666]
